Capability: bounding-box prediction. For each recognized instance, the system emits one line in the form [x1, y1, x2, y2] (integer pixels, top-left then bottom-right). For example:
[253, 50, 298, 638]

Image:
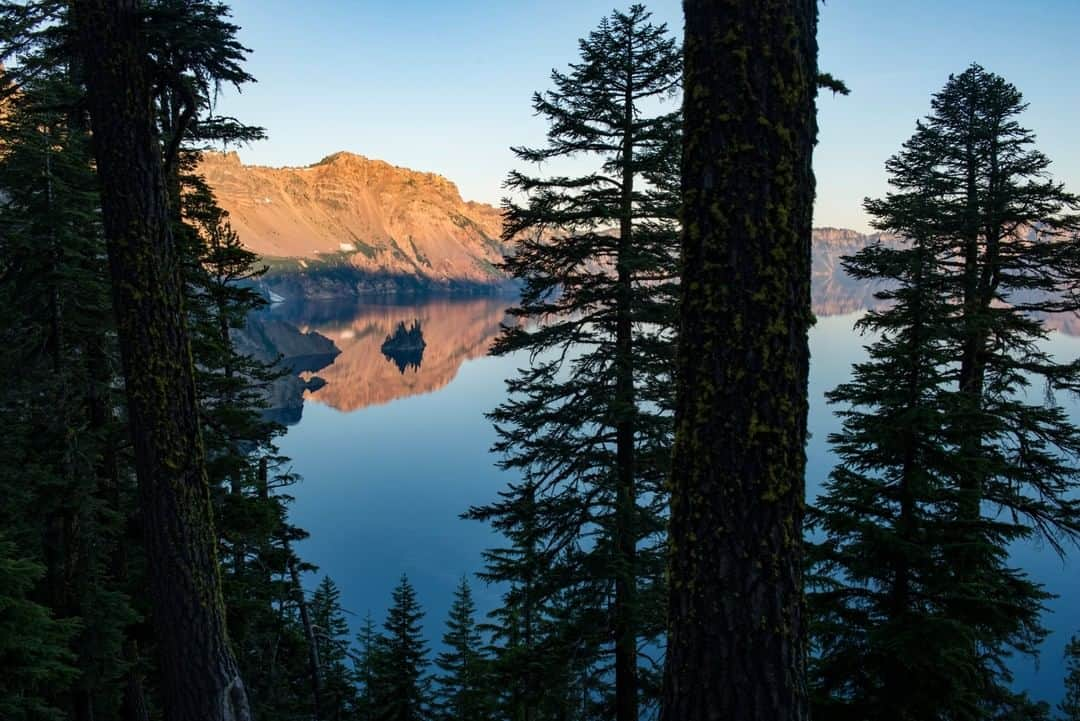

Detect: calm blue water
[274, 298, 1080, 706]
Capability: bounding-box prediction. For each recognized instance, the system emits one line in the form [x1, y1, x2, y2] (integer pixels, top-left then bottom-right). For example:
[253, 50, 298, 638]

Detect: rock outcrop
[198, 151, 509, 298]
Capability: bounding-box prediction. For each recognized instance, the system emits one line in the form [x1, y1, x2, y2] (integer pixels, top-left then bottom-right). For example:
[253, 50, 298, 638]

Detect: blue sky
[214, 0, 1080, 232]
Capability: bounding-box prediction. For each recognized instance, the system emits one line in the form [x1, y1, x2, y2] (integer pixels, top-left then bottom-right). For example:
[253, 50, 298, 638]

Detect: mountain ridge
[200, 150, 904, 302]
[198, 150, 508, 295]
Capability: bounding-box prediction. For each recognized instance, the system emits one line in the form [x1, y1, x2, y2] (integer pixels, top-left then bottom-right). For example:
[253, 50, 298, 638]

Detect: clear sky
[214, 0, 1080, 233]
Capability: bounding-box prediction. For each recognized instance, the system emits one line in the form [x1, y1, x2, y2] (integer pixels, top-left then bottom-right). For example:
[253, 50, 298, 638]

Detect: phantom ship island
[380, 319, 427, 373]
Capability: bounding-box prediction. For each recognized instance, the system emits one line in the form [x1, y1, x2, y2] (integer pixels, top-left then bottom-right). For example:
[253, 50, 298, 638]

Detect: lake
[269, 294, 1080, 707]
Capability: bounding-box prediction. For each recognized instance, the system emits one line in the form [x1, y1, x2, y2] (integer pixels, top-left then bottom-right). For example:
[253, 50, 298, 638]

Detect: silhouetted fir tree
[310, 576, 358, 721]
[916, 66, 1080, 717]
[433, 577, 492, 721]
[807, 217, 994, 719]
[470, 6, 680, 720]
[374, 574, 431, 721]
[473, 480, 565, 721]
[812, 62, 1075, 721]
[662, 1, 822, 719]
[1063, 635, 1080, 721]
[809, 65, 1080, 721]
[352, 612, 384, 721]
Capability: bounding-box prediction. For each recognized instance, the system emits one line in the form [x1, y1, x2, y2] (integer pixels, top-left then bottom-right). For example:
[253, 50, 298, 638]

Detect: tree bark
[613, 32, 639, 721]
[286, 544, 323, 721]
[661, 2, 819, 720]
[71, 2, 251, 720]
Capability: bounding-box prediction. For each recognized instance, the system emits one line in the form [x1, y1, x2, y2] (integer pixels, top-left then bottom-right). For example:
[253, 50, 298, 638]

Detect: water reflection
[270, 288, 1079, 706]
[268, 296, 510, 412]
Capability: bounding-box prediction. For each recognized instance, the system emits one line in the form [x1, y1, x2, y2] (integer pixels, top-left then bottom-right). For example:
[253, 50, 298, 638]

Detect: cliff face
[198, 151, 509, 296]
[200, 150, 910, 307]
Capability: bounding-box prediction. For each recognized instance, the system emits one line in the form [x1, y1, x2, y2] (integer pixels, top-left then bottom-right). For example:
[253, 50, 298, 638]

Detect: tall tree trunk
[661, 2, 819, 720]
[71, 2, 251, 720]
[882, 241, 928, 717]
[956, 129, 986, 539]
[613, 39, 639, 721]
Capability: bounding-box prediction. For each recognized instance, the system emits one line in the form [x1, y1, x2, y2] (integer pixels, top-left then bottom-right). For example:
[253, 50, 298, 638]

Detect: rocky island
[380, 319, 426, 374]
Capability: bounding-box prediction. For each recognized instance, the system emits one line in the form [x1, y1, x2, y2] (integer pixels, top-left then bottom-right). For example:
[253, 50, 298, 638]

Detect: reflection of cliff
[297, 298, 508, 412]
[809, 228, 1080, 335]
[231, 316, 340, 424]
[811, 227, 894, 317]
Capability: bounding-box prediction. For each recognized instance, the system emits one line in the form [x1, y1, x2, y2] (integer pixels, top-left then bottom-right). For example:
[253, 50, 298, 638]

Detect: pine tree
[918, 66, 1080, 716]
[3, 2, 318, 718]
[662, 1, 821, 719]
[433, 577, 492, 721]
[70, 0, 252, 717]
[807, 210, 993, 718]
[352, 612, 384, 721]
[470, 6, 680, 719]
[374, 574, 431, 721]
[1063, 635, 1080, 721]
[809, 64, 1080, 721]
[310, 576, 358, 721]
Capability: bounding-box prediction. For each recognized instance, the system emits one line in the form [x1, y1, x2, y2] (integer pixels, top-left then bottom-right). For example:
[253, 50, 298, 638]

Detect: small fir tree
[433, 577, 492, 721]
[310, 576, 357, 721]
[374, 574, 431, 721]
[352, 612, 385, 721]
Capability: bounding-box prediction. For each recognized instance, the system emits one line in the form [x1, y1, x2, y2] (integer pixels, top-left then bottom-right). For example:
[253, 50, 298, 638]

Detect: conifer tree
[0, 64, 143, 720]
[807, 212, 996, 719]
[474, 481, 549, 721]
[70, 0, 257, 717]
[919, 68, 1080, 716]
[352, 612, 384, 721]
[809, 65, 1080, 721]
[471, 6, 680, 719]
[374, 574, 431, 721]
[310, 576, 358, 721]
[662, 1, 821, 719]
[433, 577, 492, 721]
[2, 2, 318, 718]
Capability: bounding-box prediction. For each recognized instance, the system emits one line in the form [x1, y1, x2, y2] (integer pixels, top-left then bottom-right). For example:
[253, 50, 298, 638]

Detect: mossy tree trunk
[662, 1, 819, 720]
[71, 1, 251, 720]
